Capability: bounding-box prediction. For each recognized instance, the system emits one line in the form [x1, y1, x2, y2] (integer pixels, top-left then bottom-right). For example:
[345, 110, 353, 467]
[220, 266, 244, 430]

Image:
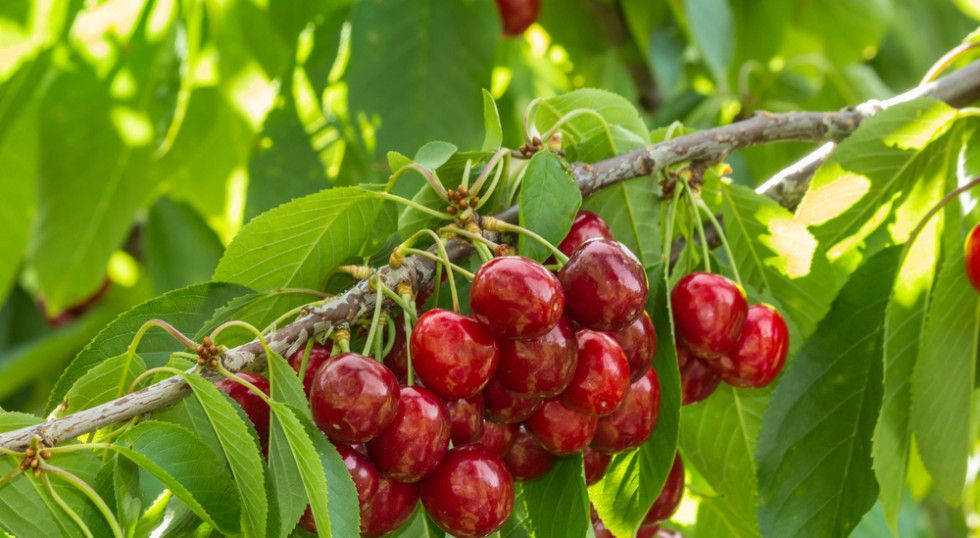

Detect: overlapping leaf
[521, 454, 590, 538]
[519, 151, 582, 261]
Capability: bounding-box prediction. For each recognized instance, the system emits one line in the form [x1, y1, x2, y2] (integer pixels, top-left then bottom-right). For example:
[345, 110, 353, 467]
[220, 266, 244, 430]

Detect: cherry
[558, 210, 614, 257]
[561, 330, 631, 417]
[309, 352, 399, 443]
[411, 309, 499, 399]
[367, 386, 450, 482]
[559, 238, 648, 331]
[680, 355, 720, 405]
[478, 420, 519, 457]
[215, 372, 271, 451]
[591, 367, 660, 454]
[643, 452, 684, 526]
[968, 223, 980, 292]
[493, 0, 540, 36]
[524, 397, 598, 455]
[604, 311, 657, 383]
[676, 341, 693, 372]
[496, 316, 578, 397]
[482, 377, 543, 423]
[420, 444, 515, 538]
[584, 447, 612, 485]
[503, 428, 556, 481]
[359, 475, 419, 537]
[287, 341, 333, 397]
[382, 316, 408, 384]
[709, 304, 789, 388]
[470, 256, 565, 339]
[448, 393, 485, 445]
[670, 272, 747, 358]
[297, 441, 381, 534]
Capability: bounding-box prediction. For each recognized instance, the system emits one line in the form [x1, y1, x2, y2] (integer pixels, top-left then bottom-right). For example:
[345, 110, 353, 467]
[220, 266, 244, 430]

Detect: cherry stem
[379, 285, 418, 321]
[402, 248, 475, 280]
[41, 469, 97, 538]
[47, 464, 124, 538]
[374, 191, 455, 220]
[920, 41, 980, 85]
[0, 466, 22, 488]
[902, 175, 980, 266]
[381, 316, 397, 357]
[362, 279, 386, 357]
[523, 97, 544, 146]
[662, 182, 682, 282]
[441, 224, 501, 252]
[295, 339, 315, 388]
[474, 155, 507, 211]
[696, 198, 744, 288]
[209, 320, 266, 351]
[432, 264, 443, 307]
[403, 313, 415, 386]
[125, 321, 198, 376]
[682, 180, 712, 274]
[470, 148, 511, 198]
[338, 337, 351, 354]
[461, 158, 473, 190]
[389, 163, 449, 201]
[484, 218, 569, 264]
[541, 109, 614, 149]
[214, 362, 276, 408]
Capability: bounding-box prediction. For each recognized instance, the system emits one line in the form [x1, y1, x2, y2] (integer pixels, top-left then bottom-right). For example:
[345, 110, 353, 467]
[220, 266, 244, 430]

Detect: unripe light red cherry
[680, 355, 720, 405]
[478, 420, 519, 457]
[967, 223, 980, 292]
[709, 304, 789, 388]
[287, 341, 332, 397]
[448, 394, 485, 445]
[590, 367, 661, 454]
[470, 256, 565, 339]
[367, 386, 450, 482]
[411, 309, 499, 399]
[559, 238, 649, 331]
[359, 476, 419, 537]
[524, 397, 598, 455]
[670, 272, 747, 358]
[493, 0, 541, 36]
[496, 316, 578, 397]
[215, 372, 271, 451]
[604, 311, 657, 383]
[584, 447, 612, 485]
[309, 352, 399, 443]
[503, 428, 556, 481]
[561, 330, 631, 417]
[483, 377, 543, 423]
[558, 210, 615, 257]
[643, 453, 684, 526]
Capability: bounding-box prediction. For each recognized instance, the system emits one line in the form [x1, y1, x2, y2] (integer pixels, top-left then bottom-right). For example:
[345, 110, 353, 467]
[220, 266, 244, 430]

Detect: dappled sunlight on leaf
[767, 218, 816, 278]
[795, 170, 871, 227]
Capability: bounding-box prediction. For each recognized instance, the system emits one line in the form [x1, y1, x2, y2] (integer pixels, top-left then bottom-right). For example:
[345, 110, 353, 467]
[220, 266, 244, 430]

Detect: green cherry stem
[441, 224, 501, 252]
[470, 148, 510, 198]
[295, 339, 315, 388]
[901, 175, 980, 266]
[41, 469, 97, 538]
[540, 109, 614, 149]
[0, 466, 22, 488]
[129, 366, 189, 394]
[461, 158, 473, 190]
[696, 198, 744, 288]
[403, 313, 415, 386]
[483, 217, 569, 265]
[473, 242, 494, 263]
[373, 191, 455, 220]
[474, 156, 507, 211]
[362, 278, 386, 357]
[682, 181, 711, 273]
[379, 284, 419, 321]
[46, 464, 125, 538]
[381, 316, 398, 357]
[388, 163, 448, 200]
[662, 182, 682, 281]
[523, 97, 544, 146]
[401, 248, 475, 280]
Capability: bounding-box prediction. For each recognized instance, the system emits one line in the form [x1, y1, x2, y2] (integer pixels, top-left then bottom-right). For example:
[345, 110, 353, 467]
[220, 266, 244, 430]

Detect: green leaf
[518, 151, 582, 262]
[299, 418, 360, 538]
[46, 282, 252, 415]
[481, 89, 503, 152]
[696, 496, 760, 538]
[535, 89, 649, 150]
[582, 177, 662, 271]
[521, 454, 590, 538]
[388, 505, 444, 537]
[145, 196, 226, 295]
[499, 485, 533, 538]
[396, 151, 493, 239]
[267, 348, 311, 419]
[63, 352, 147, 414]
[910, 242, 980, 504]
[86, 456, 141, 537]
[193, 290, 308, 348]
[797, 0, 893, 66]
[414, 141, 458, 171]
[0, 100, 36, 306]
[683, 0, 734, 86]
[756, 247, 901, 537]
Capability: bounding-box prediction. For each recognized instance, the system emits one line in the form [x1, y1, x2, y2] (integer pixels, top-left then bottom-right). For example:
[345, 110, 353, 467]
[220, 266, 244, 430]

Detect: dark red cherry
[591, 367, 661, 454]
[967, 224, 980, 292]
[309, 352, 399, 443]
[470, 256, 565, 339]
[670, 272, 747, 358]
[680, 355, 720, 405]
[709, 304, 789, 388]
[360, 475, 419, 537]
[584, 447, 612, 485]
[496, 316, 578, 397]
[503, 428, 556, 481]
[448, 393, 485, 445]
[478, 420, 519, 457]
[411, 309, 499, 399]
[493, 0, 541, 36]
[524, 397, 598, 455]
[421, 444, 515, 538]
[287, 341, 333, 397]
[483, 377, 543, 423]
[604, 311, 657, 382]
[637, 525, 663, 538]
[559, 211, 615, 257]
[561, 330, 631, 417]
[367, 386, 450, 482]
[215, 372, 271, 451]
[382, 316, 408, 384]
[643, 453, 684, 526]
[300, 440, 381, 534]
[676, 341, 693, 372]
[559, 239, 648, 331]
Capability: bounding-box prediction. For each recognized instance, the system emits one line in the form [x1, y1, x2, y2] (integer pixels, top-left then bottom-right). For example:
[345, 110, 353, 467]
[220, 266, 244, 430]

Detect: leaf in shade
[682, 0, 734, 86]
[63, 352, 147, 414]
[145, 196, 226, 295]
[481, 89, 503, 152]
[695, 496, 759, 538]
[414, 141, 458, 170]
[521, 455, 590, 538]
[518, 151, 582, 262]
[0, 101, 37, 307]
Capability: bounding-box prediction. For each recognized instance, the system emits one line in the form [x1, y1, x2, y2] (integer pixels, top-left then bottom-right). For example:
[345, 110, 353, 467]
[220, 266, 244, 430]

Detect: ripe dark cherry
[287, 341, 332, 397]
[559, 210, 614, 257]
[591, 367, 661, 454]
[483, 377, 543, 423]
[584, 447, 612, 485]
[215, 372, 271, 451]
[478, 420, 519, 457]
[643, 452, 685, 526]
[562, 330, 631, 417]
[680, 356, 721, 405]
[411, 309, 499, 399]
[493, 0, 541, 36]
[421, 444, 515, 538]
[968, 223, 980, 292]
[670, 272, 748, 358]
[524, 397, 598, 455]
[559, 238, 649, 331]
[470, 256, 565, 339]
[382, 316, 408, 384]
[496, 316, 578, 397]
[448, 393, 485, 445]
[604, 311, 657, 383]
[299, 440, 381, 534]
[709, 304, 789, 388]
[503, 428, 556, 481]
[359, 476, 419, 537]
[309, 352, 399, 443]
[367, 386, 450, 482]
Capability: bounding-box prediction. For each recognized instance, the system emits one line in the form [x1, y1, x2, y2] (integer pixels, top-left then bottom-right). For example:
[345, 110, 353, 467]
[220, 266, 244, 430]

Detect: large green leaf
[696, 496, 760, 538]
[534, 89, 649, 148]
[518, 151, 582, 262]
[683, 0, 734, 87]
[583, 177, 662, 271]
[144, 196, 225, 295]
[299, 418, 360, 538]
[0, 101, 36, 306]
[521, 454, 590, 538]
[756, 247, 901, 537]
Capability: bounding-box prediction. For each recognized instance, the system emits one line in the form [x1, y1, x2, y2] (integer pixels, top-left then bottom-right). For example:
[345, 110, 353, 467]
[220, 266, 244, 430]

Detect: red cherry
[559, 211, 615, 257]
[411, 309, 500, 399]
[559, 239, 649, 331]
[478, 420, 519, 457]
[524, 397, 598, 455]
[503, 428, 556, 481]
[367, 386, 450, 482]
[382, 316, 408, 384]
[493, 0, 541, 36]
[604, 311, 657, 383]
[709, 304, 789, 388]
[470, 256, 565, 339]
[483, 377, 543, 423]
[637, 525, 662, 538]
[299, 440, 382, 534]
[448, 393, 485, 445]
[309, 352, 399, 443]
[967, 224, 980, 291]
[643, 453, 684, 526]
[591, 367, 661, 454]
[593, 518, 615, 538]
[680, 355, 720, 405]
[676, 341, 693, 372]
[496, 316, 578, 397]
[420, 444, 515, 538]
[584, 447, 612, 485]
[670, 272, 748, 358]
[359, 476, 419, 537]
[215, 372, 270, 451]
[561, 330, 631, 417]
[287, 341, 332, 397]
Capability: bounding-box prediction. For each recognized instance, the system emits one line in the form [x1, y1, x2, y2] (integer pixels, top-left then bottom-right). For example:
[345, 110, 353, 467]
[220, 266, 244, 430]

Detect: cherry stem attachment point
[541, 109, 614, 150]
[523, 97, 544, 146]
[482, 217, 569, 265]
[470, 148, 511, 198]
[373, 191, 455, 220]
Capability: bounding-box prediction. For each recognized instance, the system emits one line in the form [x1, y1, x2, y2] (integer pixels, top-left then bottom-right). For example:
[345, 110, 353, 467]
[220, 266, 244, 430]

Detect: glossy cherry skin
[670, 272, 748, 359]
[584, 447, 612, 485]
[591, 367, 661, 454]
[309, 352, 399, 443]
[503, 428, 556, 481]
[215, 372, 271, 451]
[559, 239, 649, 331]
[411, 309, 500, 399]
[562, 330, 631, 417]
[420, 444, 515, 538]
[360, 475, 419, 537]
[493, 0, 541, 36]
[680, 356, 721, 405]
[559, 211, 614, 257]
[709, 304, 789, 388]
[676, 341, 693, 372]
[483, 377, 543, 423]
[524, 397, 598, 455]
[604, 311, 657, 383]
[367, 386, 451, 482]
[478, 420, 520, 457]
[496, 316, 578, 397]
[470, 256, 565, 339]
[382, 316, 408, 384]
[643, 452, 684, 526]
[448, 393, 485, 445]
[287, 341, 332, 397]
[968, 223, 980, 292]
